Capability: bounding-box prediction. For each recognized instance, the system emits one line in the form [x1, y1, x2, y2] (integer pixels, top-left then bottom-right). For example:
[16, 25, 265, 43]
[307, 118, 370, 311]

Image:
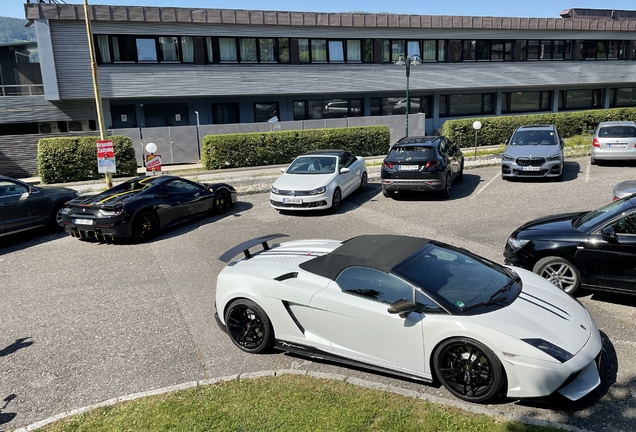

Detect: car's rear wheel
[213, 189, 231, 214]
[532, 256, 581, 294]
[433, 337, 505, 403]
[359, 172, 368, 192]
[331, 188, 342, 212]
[457, 160, 464, 183]
[440, 172, 452, 199]
[225, 299, 274, 354]
[590, 157, 597, 166]
[131, 210, 160, 242]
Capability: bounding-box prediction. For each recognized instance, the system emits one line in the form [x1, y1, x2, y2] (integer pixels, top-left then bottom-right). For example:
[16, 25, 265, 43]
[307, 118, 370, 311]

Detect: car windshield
[598, 126, 636, 138]
[510, 130, 557, 146]
[573, 198, 635, 231]
[286, 156, 337, 174]
[395, 244, 516, 312]
[388, 146, 436, 161]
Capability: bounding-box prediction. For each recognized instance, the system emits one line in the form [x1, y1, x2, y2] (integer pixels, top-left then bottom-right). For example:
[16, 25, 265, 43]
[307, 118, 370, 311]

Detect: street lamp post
[394, 54, 422, 138]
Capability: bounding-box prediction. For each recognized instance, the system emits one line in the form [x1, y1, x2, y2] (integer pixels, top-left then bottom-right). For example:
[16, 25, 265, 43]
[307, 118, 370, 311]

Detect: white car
[269, 150, 367, 212]
[215, 234, 602, 404]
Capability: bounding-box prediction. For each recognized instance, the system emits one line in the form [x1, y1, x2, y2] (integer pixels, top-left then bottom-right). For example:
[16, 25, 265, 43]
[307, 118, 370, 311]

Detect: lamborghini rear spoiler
[219, 234, 289, 262]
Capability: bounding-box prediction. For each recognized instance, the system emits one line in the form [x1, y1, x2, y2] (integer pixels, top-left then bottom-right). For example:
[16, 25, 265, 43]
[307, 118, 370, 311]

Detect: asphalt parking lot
[1, 156, 635, 431]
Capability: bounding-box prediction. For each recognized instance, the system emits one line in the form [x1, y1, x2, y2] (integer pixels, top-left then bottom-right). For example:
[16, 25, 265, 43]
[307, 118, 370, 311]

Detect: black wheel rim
[439, 342, 494, 398]
[215, 191, 230, 213]
[137, 215, 155, 239]
[541, 262, 577, 292]
[227, 305, 265, 350]
[333, 190, 341, 210]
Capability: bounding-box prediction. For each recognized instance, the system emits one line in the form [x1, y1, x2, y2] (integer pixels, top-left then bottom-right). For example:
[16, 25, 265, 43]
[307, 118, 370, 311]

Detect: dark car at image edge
[61, 175, 237, 242]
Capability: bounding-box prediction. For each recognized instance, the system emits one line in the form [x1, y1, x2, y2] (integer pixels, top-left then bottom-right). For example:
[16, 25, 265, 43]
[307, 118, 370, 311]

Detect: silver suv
[591, 121, 636, 165]
[501, 125, 564, 181]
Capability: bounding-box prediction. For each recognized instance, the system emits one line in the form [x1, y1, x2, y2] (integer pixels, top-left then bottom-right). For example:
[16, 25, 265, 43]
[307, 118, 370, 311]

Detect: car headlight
[309, 186, 326, 195]
[271, 186, 280, 194]
[507, 237, 530, 252]
[502, 154, 515, 161]
[522, 338, 573, 363]
[546, 153, 562, 161]
[99, 204, 124, 217]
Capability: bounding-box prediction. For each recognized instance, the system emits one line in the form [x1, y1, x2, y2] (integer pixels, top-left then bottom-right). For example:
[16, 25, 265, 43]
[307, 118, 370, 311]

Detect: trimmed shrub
[441, 108, 636, 148]
[38, 135, 137, 184]
[202, 126, 391, 169]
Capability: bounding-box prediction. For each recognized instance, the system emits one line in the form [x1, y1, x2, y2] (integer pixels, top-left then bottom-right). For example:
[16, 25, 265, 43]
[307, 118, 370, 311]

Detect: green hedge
[202, 126, 391, 170]
[37, 135, 138, 184]
[441, 108, 636, 148]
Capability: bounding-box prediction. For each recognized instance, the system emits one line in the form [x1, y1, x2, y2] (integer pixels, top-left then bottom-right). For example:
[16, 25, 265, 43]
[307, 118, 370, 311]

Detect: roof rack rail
[218, 234, 289, 262]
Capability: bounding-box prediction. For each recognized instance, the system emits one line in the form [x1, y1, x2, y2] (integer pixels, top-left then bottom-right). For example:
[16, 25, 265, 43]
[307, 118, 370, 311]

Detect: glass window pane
[462, 40, 476, 61]
[254, 102, 279, 122]
[439, 95, 448, 115]
[363, 39, 373, 63]
[181, 37, 194, 62]
[382, 97, 404, 115]
[527, 40, 539, 60]
[438, 40, 446, 62]
[293, 101, 306, 120]
[96, 35, 111, 63]
[540, 40, 552, 60]
[206, 37, 214, 63]
[299, 39, 310, 63]
[259, 38, 276, 62]
[608, 41, 619, 59]
[136, 38, 157, 61]
[564, 89, 602, 109]
[449, 94, 483, 116]
[240, 38, 257, 62]
[112, 36, 136, 61]
[541, 91, 552, 110]
[476, 40, 489, 61]
[392, 40, 405, 60]
[312, 39, 327, 62]
[219, 38, 237, 61]
[483, 94, 493, 113]
[504, 41, 513, 61]
[553, 40, 564, 60]
[612, 87, 636, 107]
[329, 40, 345, 62]
[159, 37, 179, 61]
[278, 38, 290, 63]
[382, 39, 390, 62]
[421, 96, 432, 116]
[517, 40, 527, 61]
[347, 40, 361, 61]
[506, 91, 541, 112]
[370, 98, 381, 116]
[212, 103, 239, 124]
[491, 41, 503, 61]
[422, 40, 436, 61]
[564, 41, 573, 60]
[322, 99, 349, 118]
[307, 100, 325, 119]
[407, 40, 420, 57]
[336, 267, 413, 305]
[597, 41, 607, 59]
[350, 99, 363, 117]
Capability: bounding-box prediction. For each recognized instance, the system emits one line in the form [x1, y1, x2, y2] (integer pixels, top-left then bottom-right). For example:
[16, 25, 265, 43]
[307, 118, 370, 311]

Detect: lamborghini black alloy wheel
[225, 300, 273, 353]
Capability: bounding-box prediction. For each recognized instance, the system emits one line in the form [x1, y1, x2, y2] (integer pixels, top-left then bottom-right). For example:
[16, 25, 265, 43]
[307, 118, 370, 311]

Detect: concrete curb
[14, 370, 591, 432]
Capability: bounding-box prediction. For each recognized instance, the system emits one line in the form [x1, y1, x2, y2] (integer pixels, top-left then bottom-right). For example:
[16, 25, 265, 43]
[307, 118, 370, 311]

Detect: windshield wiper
[461, 275, 520, 312]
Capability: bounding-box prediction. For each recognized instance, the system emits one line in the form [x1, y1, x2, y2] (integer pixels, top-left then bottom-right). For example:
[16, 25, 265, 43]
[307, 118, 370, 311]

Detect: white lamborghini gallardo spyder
[215, 234, 602, 404]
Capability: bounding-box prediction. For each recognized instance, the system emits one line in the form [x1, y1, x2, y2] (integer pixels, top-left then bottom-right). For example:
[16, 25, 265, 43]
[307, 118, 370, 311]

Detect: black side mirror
[387, 299, 417, 318]
[601, 226, 617, 241]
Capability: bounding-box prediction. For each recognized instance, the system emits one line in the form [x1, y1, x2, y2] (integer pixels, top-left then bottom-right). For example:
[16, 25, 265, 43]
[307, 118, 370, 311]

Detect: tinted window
[598, 126, 636, 138]
[610, 211, 636, 235]
[388, 146, 436, 161]
[336, 266, 413, 305]
[510, 130, 557, 146]
[344, 152, 357, 167]
[573, 199, 635, 231]
[415, 290, 446, 314]
[287, 156, 337, 174]
[164, 179, 202, 193]
[0, 180, 28, 196]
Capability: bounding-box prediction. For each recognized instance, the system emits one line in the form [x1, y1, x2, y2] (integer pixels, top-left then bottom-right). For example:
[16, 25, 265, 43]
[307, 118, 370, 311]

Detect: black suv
[501, 125, 564, 181]
[380, 136, 464, 199]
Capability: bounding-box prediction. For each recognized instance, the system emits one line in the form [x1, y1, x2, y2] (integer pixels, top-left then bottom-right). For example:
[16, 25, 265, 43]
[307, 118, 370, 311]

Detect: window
[112, 35, 136, 62]
[611, 87, 636, 107]
[159, 37, 179, 61]
[299, 39, 310, 63]
[462, 40, 476, 61]
[95, 35, 111, 63]
[254, 102, 279, 122]
[526, 40, 540, 60]
[407, 40, 420, 57]
[336, 266, 413, 305]
[293, 101, 306, 120]
[559, 89, 604, 110]
[164, 179, 202, 194]
[439, 93, 496, 117]
[362, 39, 373, 63]
[491, 41, 504, 61]
[212, 103, 240, 124]
[371, 96, 432, 117]
[581, 41, 597, 60]
[278, 38, 290, 63]
[553, 40, 565, 60]
[347, 40, 361, 62]
[136, 38, 157, 62]
[502, 91, 552, 113]
[382, 39, 390, 62]
[311, 39, 327, 62]
[240, 38, 257, 62]
[608, 41, 623, 59]
[219, 38, 238, 62]
[610, 212, 636, 235]
[259, 38, 276, 62]
[415, 290, 446, 314]
[596, 41, 607, 59]
[181, 37, 194, 63]
[329, 40, 345, 62]
[421, 40, 436, 61]
[540, 40, 552, 60]
[392, 40, 406, 59]
[438, 40, 447, 62]
[476, 40, 489, 61]
[294, 98, 363, 120]
[0, 180, 28, 196]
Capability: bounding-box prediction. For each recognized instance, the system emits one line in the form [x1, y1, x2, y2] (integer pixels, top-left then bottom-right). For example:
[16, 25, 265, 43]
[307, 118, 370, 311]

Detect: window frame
[97, 34, 195, 64]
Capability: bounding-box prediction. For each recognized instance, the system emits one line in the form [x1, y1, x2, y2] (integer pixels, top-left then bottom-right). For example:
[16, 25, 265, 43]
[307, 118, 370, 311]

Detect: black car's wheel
[50, 203, 65, 231]
[225, 299, 274, 354]
[331, 188, 342, 212]
[213, 189, 231, 214]
[434, 337, 505, 403]
[131, 210, 160, 242]
[533, 256, 581, 294]
[359, 172, 368, 192]
[457, 159, 464, 183]
[440, 172, 452, 199]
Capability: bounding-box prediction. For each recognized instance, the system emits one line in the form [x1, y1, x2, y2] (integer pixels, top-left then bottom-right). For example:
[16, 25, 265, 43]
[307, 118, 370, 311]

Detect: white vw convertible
[269, 150, 367, 212]
[215, 234, 602, 404]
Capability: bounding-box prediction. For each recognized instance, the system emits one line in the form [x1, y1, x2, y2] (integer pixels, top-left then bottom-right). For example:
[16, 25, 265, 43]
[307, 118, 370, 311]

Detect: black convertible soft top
[299, 234, 430, 280]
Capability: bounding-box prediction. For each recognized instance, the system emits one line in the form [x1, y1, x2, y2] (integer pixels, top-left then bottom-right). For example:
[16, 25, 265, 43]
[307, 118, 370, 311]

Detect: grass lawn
[42, 375, 564, 432]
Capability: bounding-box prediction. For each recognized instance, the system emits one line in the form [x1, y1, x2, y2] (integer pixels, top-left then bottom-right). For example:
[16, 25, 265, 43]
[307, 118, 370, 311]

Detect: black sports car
[504, 195, 636, 296]
[381, 136, 464, 199]
[1, 175, 78, 238]
[61, 176, 237, 241]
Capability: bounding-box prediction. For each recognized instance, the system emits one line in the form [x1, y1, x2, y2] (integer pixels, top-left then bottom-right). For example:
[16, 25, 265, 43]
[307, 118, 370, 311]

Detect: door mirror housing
[601, 225, 617, 241]
[339, 167, 350, 174]
[387, 299, 417, 318]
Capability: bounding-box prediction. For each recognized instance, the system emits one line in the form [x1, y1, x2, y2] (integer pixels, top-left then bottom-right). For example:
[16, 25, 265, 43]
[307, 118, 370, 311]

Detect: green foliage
[37, 136, 137, 184]
[202, 126, 391, 170]
[0, 17, 36, 44]
[441, 108, 636, 148]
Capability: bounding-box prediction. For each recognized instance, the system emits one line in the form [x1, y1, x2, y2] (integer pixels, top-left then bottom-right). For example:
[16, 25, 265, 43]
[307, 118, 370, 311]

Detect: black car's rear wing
[219, 234, 289, 262]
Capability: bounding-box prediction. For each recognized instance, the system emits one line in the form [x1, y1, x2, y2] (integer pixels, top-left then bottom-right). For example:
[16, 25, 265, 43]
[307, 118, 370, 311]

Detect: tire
[213, 189, 231, 214]
[590, 157, 597, 166]
[382, 188, 393, 198]
[359, 172, 368, 192]
[224, 299, 274, 354]
[433, 337, 505, 404]
[457, 160, 464, 183]
[331, 188, 342, 212]
[131, 210, 160, 242]
[440, 172, 452, 199]
[532, 256, 581, 295]
[49, 202, 65, 231]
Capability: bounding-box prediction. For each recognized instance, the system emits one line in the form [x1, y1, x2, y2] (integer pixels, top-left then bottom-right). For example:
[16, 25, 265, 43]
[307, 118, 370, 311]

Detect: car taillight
[592, 138, 600, 148]
[383, 162, 394, 169]
[425, 160, 441, 169]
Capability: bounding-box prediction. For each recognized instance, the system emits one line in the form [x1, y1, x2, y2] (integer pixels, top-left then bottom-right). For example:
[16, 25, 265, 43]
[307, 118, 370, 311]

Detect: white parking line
[584, 157, 591, 183]
[471, 172, 500, 199]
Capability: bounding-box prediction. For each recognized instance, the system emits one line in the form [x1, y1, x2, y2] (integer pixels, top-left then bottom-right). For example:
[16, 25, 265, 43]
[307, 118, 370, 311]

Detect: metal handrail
[0, 84, 45, 97]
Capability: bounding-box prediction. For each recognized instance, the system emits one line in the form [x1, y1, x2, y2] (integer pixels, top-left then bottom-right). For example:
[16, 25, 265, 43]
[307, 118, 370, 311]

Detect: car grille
[512, 169, 547, 176]
[275, 190, 312, 196]
[516, 157, 546, 167]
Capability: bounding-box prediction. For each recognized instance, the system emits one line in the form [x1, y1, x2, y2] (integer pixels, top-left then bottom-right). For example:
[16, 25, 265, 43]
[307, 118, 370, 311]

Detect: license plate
[73, 218, 94, 225]
[522, 166, 540, 171]
[607, 143, 628, 149]
[283, 198, 303, 204]
[399, 165, 419, 171]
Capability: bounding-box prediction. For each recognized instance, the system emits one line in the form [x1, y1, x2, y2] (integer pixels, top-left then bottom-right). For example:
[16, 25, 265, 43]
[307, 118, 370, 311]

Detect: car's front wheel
[225, 299, 274, 354]
[532, 256, 581, 294]
[433, 337, 505, 403]
[359, 172, 368, 192]
[331, 188, 342, 212]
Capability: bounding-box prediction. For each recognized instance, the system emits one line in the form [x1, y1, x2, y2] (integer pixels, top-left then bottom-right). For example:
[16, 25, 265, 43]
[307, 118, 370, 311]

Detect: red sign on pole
[146, 154, 162, 175]
[97, 139, 115, 158]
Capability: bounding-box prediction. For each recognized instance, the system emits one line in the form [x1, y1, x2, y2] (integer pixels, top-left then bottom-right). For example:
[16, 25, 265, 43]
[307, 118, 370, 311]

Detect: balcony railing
[0, 84, 45, 97]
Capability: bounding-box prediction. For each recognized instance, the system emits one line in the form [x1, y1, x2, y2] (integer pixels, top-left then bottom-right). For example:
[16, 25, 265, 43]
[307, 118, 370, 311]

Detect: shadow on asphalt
[0, 393, 17, 426]
[503, 161, 581, 183]
[0, 228, 67, 255]
[385, 173, 482, 202]
[277, 183, 380, 217]
[594, 160, 636, 168]
[586, 290, 636, 308]
[0, 337, 34, 358]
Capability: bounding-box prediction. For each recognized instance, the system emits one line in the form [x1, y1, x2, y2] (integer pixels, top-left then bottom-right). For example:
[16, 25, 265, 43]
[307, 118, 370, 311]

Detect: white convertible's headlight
[546, 153, 562, 161]
[502, 154, 515, 161]
[507, 237, 530, 252]
[309, 186, 326, 195]
[271, 186, 280, 194]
